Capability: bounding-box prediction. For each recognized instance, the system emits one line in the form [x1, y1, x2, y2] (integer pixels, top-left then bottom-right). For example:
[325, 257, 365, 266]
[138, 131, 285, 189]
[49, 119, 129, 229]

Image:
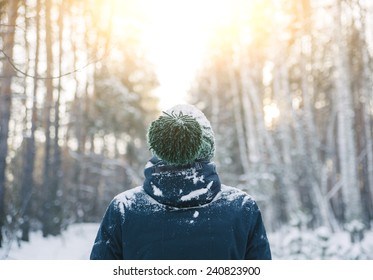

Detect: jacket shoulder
[114, 186, 143, 202]
[110, 186, 144, 212]
[112, 186, 166, 215]
[219, 185, 257, 206]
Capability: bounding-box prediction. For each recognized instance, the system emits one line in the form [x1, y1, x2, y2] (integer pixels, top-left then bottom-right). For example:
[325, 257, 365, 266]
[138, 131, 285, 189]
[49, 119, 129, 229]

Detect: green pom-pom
[147, 112, 203, 165]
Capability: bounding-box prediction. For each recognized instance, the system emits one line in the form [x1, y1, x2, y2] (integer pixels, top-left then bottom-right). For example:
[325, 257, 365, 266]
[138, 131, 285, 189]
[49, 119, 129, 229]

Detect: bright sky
[113, 0, 243, 110]
[143, 0, 231, 110]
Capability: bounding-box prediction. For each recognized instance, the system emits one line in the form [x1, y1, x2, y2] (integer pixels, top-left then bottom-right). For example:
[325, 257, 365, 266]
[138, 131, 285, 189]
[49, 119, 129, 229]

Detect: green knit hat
[147, 104, 215, 165]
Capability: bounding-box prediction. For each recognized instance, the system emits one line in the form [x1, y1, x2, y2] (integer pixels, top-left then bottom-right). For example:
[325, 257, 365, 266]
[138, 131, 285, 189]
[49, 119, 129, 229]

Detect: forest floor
[1, 223, 373, 259]
[0, 223, 98, 260]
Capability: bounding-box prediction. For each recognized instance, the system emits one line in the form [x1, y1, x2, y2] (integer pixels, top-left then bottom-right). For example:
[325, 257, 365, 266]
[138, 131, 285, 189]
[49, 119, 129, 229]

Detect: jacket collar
[143, 157, 221, 208]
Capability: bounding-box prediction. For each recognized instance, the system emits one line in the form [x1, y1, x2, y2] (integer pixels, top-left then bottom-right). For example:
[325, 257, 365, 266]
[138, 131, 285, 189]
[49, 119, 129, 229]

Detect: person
[90, 104, 271, 260]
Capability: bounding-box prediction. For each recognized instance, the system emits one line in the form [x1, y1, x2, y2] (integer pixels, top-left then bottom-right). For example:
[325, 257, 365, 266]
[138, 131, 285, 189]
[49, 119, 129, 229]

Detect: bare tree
[0, 0, 19, 248]
[42, 0, 58, 237]
[334, 0, 363, 224]
[20, 0, 41, 242]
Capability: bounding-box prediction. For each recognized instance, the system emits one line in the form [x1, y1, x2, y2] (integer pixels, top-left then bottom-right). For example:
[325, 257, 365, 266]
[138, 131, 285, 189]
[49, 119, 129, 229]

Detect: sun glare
[110, 0, 251, 110]
[264, 103, 280, 128]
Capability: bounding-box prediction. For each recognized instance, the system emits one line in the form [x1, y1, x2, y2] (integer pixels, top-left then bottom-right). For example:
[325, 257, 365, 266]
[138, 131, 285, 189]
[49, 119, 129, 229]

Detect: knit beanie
[147, 104, 215, 165]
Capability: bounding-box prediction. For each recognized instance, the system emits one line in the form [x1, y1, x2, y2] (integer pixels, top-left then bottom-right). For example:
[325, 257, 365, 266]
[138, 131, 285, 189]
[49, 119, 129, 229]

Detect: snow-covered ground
[1, 223, 373, 259]
[269, 227, 373, 260]
[0, 224, 99, 260]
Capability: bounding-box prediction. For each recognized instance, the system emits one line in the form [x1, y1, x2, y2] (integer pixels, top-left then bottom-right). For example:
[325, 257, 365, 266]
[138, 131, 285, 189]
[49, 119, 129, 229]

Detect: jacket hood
[143, 157, 221, 208]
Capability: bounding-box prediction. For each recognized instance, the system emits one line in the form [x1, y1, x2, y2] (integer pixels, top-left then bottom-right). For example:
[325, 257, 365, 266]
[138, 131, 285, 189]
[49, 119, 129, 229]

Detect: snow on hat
[147, 104, 215, 165]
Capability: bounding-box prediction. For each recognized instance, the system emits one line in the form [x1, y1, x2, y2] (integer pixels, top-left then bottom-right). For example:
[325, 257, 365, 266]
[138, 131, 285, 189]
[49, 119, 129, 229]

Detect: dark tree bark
[0, 0, 19, 248]
[49, 0, 65, 235]
[20, 0, 40, 242]
[42, 0, 55, 237]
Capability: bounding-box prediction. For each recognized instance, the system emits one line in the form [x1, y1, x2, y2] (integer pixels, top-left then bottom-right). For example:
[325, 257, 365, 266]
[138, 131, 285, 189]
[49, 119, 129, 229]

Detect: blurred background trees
[0, 0, 158, 246]
[0, 0, 373, 251]
[190, 0, 373, 234]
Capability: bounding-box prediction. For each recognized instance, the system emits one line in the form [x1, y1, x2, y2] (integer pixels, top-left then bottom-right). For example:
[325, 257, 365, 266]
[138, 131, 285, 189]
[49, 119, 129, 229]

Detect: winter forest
[1, 0, 373, 259]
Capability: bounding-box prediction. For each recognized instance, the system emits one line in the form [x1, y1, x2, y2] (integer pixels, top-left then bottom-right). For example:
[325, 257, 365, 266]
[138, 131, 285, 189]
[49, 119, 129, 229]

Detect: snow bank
[269, 227, 373, 260]
[0, 223, 99, 260]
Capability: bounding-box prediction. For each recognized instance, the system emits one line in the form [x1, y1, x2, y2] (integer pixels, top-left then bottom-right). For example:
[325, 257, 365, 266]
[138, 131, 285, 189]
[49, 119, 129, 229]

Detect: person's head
[147, 104, 215, 165]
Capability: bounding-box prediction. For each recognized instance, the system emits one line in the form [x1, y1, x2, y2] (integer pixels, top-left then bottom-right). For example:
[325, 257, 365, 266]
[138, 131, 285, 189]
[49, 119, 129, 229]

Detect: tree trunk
[334, 0, 362, 224]
[209, 70, 221, 165]
[48, 0, 65, 236]
[297, 1, 339, 230]
[228, 66, 250, 176]
[273, 63, 300, 217]
[0, 0, 19, 248]
[42, 0, 55, 237]
[20, 0, 40, 242]
[359, 7, 373, 221]
[239, 47, 260, 167]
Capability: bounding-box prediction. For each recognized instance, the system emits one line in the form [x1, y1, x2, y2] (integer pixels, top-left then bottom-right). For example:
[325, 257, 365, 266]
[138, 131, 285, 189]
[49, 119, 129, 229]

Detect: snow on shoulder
[113, 186, 166, 213]
[114, 186, 142, 212]
[219, 184, 256, 206]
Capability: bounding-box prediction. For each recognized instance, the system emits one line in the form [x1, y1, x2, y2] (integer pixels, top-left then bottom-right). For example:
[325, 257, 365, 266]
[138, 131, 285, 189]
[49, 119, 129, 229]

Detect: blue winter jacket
[90, 158, 271, 260]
